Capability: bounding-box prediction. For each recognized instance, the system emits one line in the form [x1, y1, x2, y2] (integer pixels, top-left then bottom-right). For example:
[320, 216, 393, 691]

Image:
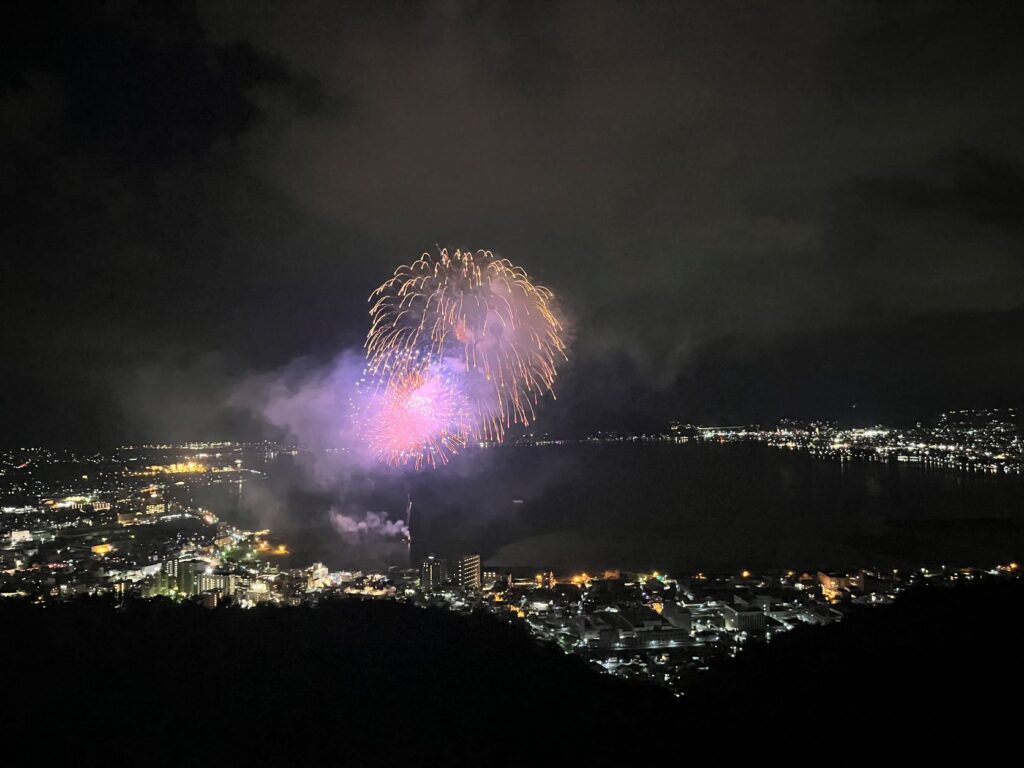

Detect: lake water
[208, 443, 1024, 574]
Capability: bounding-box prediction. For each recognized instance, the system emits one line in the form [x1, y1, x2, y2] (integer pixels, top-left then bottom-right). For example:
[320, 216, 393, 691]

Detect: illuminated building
[420, 554, 447, 591]
[481, 570, 510, 590]
[818, 570, 863, 601]
[246, 580, 273, 604]
[178, 560, 206, 596]
[197, 573, 236, 596]
[576, 610, 636, 648]
[722, 604, 766, 633]
[454, 554, 481, 590]
[307, 562, 329, 591]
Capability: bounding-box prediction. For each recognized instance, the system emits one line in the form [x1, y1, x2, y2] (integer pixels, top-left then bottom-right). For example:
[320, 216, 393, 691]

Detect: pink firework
[363, 368, 467, 470]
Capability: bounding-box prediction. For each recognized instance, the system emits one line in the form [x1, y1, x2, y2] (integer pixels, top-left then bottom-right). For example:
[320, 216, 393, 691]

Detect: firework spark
[365, 248, 566, 446]
[357, 362, 469, 470]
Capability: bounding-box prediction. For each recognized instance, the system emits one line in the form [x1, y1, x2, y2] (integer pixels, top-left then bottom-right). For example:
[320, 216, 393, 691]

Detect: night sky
[3, 1, 1024, 446]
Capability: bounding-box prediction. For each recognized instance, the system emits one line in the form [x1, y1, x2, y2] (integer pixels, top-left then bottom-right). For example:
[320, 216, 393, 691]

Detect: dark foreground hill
[688, 578, 1023, 764]
[2, 598, 676, 765]
[3, 580, 1021, 765]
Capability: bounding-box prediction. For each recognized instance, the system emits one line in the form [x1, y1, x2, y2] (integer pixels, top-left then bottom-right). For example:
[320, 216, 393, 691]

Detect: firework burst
[366, 248, 566, 445]
[355, 354, 469, 470]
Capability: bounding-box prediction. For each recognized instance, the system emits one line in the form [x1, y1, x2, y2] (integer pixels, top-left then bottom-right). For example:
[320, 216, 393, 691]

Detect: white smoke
[328, 509, 409, 545]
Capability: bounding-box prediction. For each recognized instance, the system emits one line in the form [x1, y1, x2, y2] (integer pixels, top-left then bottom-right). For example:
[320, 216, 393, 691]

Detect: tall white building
[454, 554, 481, 590]
[420, 554, 447, 591]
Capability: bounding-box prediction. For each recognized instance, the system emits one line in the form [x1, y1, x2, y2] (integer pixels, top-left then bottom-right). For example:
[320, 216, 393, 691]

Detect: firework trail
[359, 248, 566, 468]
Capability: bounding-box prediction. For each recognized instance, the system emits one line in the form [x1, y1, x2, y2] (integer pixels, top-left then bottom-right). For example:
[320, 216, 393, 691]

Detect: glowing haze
[359, 248, 567, 469]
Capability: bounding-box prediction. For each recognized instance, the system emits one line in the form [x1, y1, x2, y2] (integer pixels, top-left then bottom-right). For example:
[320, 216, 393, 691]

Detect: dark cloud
[2, 0, 1023, 445]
